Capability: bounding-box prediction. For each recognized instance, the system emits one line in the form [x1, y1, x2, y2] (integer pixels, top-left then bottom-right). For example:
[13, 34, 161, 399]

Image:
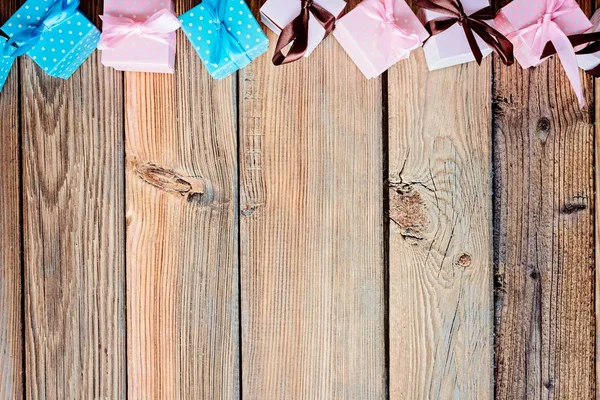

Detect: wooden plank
[493, 0, 596, 397]
[0, 0, 23, 397]
[239, 2, 386, 398]
[20, 2, 126, 398]
[388, 47, 494, 397]
[124, 0, 239, 397]
[596, 78, 600, 400]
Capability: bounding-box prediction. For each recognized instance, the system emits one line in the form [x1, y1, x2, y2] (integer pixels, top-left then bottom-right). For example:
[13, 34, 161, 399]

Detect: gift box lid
[335, 0, 428, 78]
[419, 0, 493, 70]
[100, 0, 177, 73]
[1, 0, 99, 78]
[260, 0, 346, 58]
[180, 0, 269, 79]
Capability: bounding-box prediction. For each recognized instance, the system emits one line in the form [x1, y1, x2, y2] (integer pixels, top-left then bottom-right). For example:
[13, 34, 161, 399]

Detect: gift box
[576, 9, 600, 72]
[0, 38, 16, 92]
[99, 0, 180, 73]
[260, 0, 346, 59]
[334, 0, 429, 78]
[1, 0, 100, 79]
[179, 0, 269, 80]
[494, 0, 592, 69]
[418, 0, 494, 70]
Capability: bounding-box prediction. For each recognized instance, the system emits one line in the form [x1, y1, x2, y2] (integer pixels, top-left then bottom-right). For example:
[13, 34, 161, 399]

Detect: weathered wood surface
[124, 0, 239, 397]
[19, 0, 127, 398]
[493, 1, 596, 398]
[596, 80, 600, 400]
[1, 0, 599, 398]
[0, 0, 22, 397]
[239, 1, 386, 398]
[388, 48, 493, 398]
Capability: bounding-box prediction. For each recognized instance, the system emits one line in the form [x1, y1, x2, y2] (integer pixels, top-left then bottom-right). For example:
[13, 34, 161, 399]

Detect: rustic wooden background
[0, 0, 597, 398]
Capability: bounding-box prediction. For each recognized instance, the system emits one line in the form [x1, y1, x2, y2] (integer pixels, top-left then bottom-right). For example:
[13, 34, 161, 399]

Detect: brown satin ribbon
[415, 0, 514, 66]
[272, 0, 336, 66]
[541, 32, 600, 76]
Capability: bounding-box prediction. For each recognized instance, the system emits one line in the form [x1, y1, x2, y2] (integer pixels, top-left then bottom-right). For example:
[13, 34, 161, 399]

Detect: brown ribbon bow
[542, 32, 600, 76]
[272, 0, 336, 66]
[415, 0, 514, 66]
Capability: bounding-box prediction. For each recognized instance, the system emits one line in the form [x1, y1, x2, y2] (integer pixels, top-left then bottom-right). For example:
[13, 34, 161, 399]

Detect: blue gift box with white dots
[179, 0, 269, 79]
[1, 0, 100, 79]
[0, 38, 16, 92]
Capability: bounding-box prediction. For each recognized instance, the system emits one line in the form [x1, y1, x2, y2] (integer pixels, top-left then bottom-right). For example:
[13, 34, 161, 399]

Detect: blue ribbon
[203, 0, 252, 68]
[2, 0, 80, 58]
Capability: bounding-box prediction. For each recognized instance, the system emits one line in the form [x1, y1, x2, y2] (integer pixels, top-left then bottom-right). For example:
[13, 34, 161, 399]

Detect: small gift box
[0, 38, 17, 92]
[575, 10, 600, 72]
[334, 0, 429, 78]
[260, 0, 346, 64]
[494, 0, 591, 69]
[99, 0, 181, 73]
[417, 0, 501, 70]
[1, 0, 100, 79]
[179, 0, 269, 79]
[494, 0, 592, 106]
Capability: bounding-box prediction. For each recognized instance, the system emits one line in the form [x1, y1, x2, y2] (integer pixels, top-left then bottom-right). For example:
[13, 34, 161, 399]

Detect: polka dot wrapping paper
[494, 0, 592, 69]
[333, 0, 429, 79]
[1, 0, 100, 79]
[179, 0, 269, 80]
[260, 0, 346, 59]
[100, 0, 177, 73]
[0, 38, 16, 92]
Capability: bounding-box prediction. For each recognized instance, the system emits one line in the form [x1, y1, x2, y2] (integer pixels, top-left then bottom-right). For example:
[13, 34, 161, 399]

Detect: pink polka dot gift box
[98, 0, 181, 73]
[333, 0, 429, 79]
[1, 0, 100, 79]
[494, 0, 592, 106]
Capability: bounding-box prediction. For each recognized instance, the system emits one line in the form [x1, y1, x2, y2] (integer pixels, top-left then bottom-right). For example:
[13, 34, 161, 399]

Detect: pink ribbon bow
[358, 0, 422, 62]
[98, 9, 181, 50]
[509, 0, 584, 106]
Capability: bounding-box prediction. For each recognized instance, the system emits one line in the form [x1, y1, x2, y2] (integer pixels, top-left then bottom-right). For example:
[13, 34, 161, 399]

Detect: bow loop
[272, 0, 337, 65]
[415, 0, 514, 66]
[98, 9, 181, 49]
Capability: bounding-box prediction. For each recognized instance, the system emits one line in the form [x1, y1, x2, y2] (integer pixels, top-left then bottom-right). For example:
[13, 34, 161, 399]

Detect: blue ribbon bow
[2, 0, 80, 58]
[203, 0, 252, 68]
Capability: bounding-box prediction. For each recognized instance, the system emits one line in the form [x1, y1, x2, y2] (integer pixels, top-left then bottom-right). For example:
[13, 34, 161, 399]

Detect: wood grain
[596, 78, 600, 400]
[20, 2, 126, 397]
[387, 48, 493, 397]
[0, 0, 23, 397]
[124, 1, 239, 397]
[239, 2, 386, 398]
[493, 1, 596, 398]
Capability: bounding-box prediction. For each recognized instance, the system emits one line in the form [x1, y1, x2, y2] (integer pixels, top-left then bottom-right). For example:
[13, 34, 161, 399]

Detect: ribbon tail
[272, 11, 309, 66]
[555, 41, 585, 107]
[463, 22, 483, 65]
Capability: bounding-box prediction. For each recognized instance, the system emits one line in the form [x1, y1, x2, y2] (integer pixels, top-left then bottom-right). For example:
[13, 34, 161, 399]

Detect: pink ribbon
[98, 9, 181, 50]
[358, 0, 422, 63]
[508, 0, 584, 106]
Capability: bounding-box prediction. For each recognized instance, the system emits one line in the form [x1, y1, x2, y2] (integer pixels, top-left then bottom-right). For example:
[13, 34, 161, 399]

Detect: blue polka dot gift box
[179, 0, 269, 80]
[1, 0, 100, 80]
[0, 37, 17, 92]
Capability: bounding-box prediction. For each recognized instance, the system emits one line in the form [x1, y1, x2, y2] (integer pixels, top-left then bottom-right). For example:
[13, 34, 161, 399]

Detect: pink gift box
[577, 10, 600, 71]
[334, 0, 429, 78]
[260, 0, 346, 58]
[101, 0, 177, 73]
[494, 0, 592, 69]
